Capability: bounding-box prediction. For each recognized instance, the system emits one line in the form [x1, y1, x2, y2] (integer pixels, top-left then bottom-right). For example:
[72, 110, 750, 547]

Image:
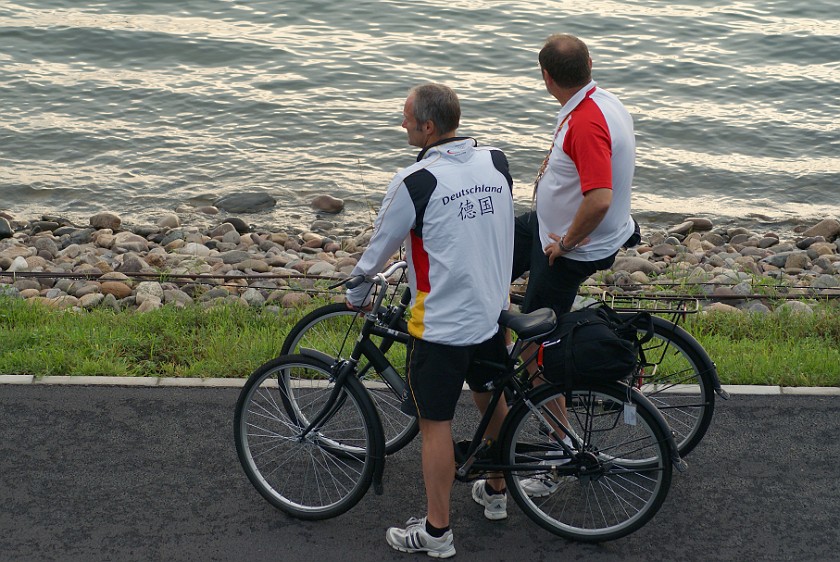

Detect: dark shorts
[512, 211, 617, 315]
[401, 331, 507, 421]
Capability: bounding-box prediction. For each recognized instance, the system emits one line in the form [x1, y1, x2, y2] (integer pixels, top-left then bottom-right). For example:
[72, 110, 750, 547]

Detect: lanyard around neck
[532, 112, 572, 204]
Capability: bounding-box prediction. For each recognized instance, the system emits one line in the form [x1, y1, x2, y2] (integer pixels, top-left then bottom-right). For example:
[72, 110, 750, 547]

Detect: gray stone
[101, 293, 121, 311]
[238, 259, 270, 273]
[213, 193, 276, 213]
[156, 214, 180, 229]
[222, 230, 242, 245]
[281, 292, 312, 308]
[135, 281, 164, 304]
[758, 237, 779, 249]
[112, 231, 149, 252]
[199, 287, 231, 301]
[796, 236, 824, 250]
[224, 217, 250, 234]
[611, 257, 659, 274]
[705, 302, 741, 313]
[74, 282, 101, 297]
[218, 250, 252, 265]
[726, 227, 755, 238]
[90, 212, 122, 231]
[177, 243, 211, 257]
[740, 247, 769, 258]
[79, 293, 105, 309]
[33, 237, 60, 257]
[784, 252, 811, 270]
[310, 220, 336, 233]
[45, 288, 66, 299]
[163, 289, 193, 307]
[684, 217, 714, 231]
[117, 253, 151, 273]
[731, 281, 753, 296]
[667, 221, 694, 236]
[802, 218, 840, 241]
[7, 256, 29, 272]
[64, 228, 94, 246]
[241, 287, 266, 307]
[12, 279, 40, 291]
[761, 251, 799, 268]
[0, 285, 21, 298]
[160, 229, 188, 246]
[701, 232, 726, 246]
[741, 301, 771, 314]
[776, 301, 814, 314]
[651, 244, 677, 257]
[0, 217, 12, 239]
[209, 223, 236, 237]
[730, 234, 754, 246]
[311, 195, 344, 214]
[137, 296, 162, 312]
[30, 221, 60, 232]
[813, 256, 837, 274]
[306, 261, 337, 276]
[811, 275, 840, 289]
[133, 225, 160, 237]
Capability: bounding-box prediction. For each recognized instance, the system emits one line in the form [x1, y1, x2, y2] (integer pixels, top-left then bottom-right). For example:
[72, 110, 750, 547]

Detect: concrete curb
[1, 374, 838, 395]
[0, 375, 245, 388]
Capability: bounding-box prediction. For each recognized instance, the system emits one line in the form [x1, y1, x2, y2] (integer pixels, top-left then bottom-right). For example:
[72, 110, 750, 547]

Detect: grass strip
[1, 296, 838, 386]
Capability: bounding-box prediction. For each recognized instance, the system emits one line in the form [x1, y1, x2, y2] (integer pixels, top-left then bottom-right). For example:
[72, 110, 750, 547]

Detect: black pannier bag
[539, 304, 653, 384]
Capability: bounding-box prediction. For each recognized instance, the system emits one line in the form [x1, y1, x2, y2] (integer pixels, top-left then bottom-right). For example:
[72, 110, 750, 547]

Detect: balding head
[538, 34, 592, 89]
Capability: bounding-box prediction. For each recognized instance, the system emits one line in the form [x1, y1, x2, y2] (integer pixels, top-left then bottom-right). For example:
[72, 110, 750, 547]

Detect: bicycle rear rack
[599, 292, 701, 314]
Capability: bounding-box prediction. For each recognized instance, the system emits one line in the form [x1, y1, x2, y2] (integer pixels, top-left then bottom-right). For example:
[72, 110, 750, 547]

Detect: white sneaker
[520, 437, 574, 498]
[471, 480, 508, 520]
[520, 472, 568, 497]
[386, 516, 456, 559]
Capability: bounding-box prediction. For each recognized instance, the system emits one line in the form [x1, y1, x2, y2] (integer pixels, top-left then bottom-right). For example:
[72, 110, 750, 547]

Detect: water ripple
[1, 0, 838, 230]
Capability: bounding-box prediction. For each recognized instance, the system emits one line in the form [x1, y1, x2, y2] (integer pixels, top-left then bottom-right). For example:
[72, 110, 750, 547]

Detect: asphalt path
[1, 385, 838, 562]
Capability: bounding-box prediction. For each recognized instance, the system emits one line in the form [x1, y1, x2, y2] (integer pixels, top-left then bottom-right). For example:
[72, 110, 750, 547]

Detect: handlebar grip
[344, 275, 368, 290]
[327, 274, 367, 290]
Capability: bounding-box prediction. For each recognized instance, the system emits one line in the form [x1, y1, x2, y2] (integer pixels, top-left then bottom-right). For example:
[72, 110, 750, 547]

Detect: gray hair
[409, 83, 460, 134]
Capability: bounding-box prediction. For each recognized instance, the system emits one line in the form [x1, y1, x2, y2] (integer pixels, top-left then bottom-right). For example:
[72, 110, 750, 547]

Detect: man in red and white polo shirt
[512, 33, 639, 316]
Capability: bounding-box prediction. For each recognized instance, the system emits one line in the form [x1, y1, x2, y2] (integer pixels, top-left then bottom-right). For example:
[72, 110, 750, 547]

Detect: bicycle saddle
[498, 308, 556, 341]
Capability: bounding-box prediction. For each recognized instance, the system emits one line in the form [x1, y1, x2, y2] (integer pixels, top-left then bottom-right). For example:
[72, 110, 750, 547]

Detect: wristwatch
[558, 235, 577, 252]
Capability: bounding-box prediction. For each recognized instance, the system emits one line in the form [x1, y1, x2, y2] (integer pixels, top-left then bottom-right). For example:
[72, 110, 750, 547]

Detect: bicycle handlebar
[327, 261, 409, 291]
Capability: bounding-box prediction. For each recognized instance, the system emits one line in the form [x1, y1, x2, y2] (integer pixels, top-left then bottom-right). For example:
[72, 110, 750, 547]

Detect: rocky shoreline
[1, 207, 839, 315]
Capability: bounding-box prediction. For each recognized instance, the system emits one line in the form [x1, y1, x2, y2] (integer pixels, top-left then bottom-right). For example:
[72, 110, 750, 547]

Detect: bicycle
[234, 261, 687, 541]
[280, 275, 728, 458]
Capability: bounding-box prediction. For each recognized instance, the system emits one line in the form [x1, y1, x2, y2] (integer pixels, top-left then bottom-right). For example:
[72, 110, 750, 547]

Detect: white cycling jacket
[347, 137, 514, 346]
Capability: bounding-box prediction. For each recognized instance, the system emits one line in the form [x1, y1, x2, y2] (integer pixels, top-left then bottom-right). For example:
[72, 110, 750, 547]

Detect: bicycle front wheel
[503, 383, 673, 542]
[281, 303, 418, 454]
[636, 316, 717, 457]
[234, 355, 381, 520]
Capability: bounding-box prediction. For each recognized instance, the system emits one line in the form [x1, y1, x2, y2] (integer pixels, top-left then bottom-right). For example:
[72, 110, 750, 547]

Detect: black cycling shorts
[401, 331, 507, 421]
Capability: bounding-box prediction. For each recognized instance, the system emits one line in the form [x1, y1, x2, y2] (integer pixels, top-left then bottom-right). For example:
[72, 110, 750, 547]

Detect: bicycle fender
[649, 316, 727, 398]
[299, 347, 337, 365]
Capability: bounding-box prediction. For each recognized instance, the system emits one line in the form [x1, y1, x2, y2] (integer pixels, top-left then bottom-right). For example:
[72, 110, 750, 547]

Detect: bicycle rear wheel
[281, 303, 418, 454]
[503, 383, 673, 542]
[234, 355, 381, 520]
[636, 316, 717, 457]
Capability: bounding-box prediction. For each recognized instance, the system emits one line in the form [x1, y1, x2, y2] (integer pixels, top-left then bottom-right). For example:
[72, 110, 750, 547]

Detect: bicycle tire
[502, 382, 673, 542]
[635, 316, 717, 457]
[281, 303, 418, 455]
[234, 355, 382, 520]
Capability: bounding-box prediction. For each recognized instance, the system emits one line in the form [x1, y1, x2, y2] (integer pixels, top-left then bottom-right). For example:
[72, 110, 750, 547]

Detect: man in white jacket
[346, 83, 514, 558]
